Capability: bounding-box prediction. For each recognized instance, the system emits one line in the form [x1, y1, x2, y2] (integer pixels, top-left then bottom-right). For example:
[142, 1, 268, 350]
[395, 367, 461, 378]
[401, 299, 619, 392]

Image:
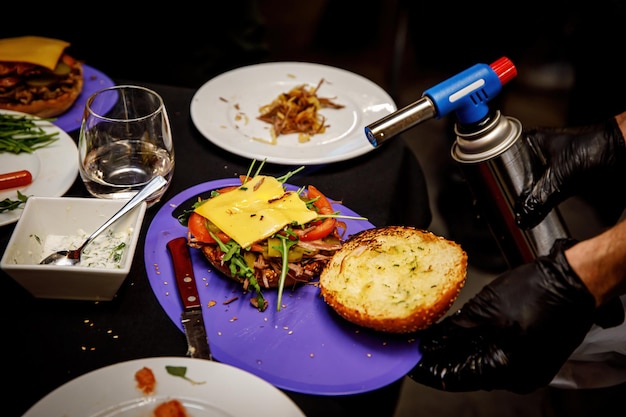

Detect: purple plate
[144, 179, 421, 395]
[52, 65, 115, 132]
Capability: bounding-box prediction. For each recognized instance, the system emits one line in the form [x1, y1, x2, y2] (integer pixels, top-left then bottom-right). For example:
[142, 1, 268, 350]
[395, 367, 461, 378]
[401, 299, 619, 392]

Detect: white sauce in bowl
[42, 228, 133, 268]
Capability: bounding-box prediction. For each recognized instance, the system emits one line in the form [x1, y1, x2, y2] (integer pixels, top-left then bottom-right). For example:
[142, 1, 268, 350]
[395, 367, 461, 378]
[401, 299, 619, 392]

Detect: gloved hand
[516, 117, 626, 230]
[409, 239, 597, 394]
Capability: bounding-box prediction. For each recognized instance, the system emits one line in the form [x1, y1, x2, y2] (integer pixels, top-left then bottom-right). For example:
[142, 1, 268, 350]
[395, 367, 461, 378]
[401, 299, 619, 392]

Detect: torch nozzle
[364, 57, 517, 148]
[365, 97, 436, 147]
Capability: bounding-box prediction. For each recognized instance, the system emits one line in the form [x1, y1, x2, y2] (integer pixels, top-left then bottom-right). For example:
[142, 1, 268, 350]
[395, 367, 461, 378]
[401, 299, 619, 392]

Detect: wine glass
[78, 85, 174, 207]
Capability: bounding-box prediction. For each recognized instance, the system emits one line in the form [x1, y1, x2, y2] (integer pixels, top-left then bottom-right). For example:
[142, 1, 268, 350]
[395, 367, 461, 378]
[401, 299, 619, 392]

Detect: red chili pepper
[215, 185, 240, 194]
[213, 176, 250, 194]
[0, 170, 32, 191]
[297, 185, 337, 241]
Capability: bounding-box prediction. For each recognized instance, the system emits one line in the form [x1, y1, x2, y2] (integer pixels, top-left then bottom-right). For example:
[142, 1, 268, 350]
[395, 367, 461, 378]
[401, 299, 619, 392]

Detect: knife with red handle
[166, 236, 213, 360]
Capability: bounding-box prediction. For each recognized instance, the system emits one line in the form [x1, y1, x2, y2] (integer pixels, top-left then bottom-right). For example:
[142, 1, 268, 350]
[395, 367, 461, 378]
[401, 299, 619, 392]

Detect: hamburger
[0, 36, 84, 118]
[319, 226, 467, 333]
[184, 170, 353, 312]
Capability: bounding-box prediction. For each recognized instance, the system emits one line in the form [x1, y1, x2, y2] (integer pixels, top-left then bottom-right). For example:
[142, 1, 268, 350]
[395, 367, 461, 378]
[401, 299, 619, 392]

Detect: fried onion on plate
[257, 79, 344, 143]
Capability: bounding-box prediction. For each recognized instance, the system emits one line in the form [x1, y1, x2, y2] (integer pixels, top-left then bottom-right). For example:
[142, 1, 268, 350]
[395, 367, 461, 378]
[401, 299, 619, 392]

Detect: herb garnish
[0, 190, 29, 213]
[110, 242, 127, 263]
[165, 365, 206, 385]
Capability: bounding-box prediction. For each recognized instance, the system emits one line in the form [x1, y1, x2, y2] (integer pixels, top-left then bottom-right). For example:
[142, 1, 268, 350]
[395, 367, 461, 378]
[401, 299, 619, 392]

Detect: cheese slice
[0, 36, 69, 70]
[194, 175, 318, 248]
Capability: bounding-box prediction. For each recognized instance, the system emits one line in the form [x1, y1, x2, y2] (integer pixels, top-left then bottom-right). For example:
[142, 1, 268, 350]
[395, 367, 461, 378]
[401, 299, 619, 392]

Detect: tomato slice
[297, 185, 337, 241]
[188, 183, 243, 244]
[188, 212, 230, 244]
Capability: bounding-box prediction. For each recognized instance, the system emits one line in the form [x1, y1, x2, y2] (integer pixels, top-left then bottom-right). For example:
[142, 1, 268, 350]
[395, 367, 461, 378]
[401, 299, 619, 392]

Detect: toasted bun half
[319, 226, 467, 333]
[0, 53, 84, 118]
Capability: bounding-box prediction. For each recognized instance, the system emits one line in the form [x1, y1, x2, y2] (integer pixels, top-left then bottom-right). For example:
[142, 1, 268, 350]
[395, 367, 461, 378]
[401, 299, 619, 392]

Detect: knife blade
[166, 236, 213, 360]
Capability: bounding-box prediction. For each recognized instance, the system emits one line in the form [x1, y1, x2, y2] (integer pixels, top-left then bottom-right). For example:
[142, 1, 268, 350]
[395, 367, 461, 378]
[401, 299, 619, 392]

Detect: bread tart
[319, 226, 467, 333]
[0, 36, 84, 118]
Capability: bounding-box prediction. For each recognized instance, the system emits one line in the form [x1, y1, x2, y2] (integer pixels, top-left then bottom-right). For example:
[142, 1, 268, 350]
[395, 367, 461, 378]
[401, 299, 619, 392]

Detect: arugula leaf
[276, 166, 305, 184]
[209, 231, 268, 311]
[274, 233, 298, 311]
[176, 198, 209, 226]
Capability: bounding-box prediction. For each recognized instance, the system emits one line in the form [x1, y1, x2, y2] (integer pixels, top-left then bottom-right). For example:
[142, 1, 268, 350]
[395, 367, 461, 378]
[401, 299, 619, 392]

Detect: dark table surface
[1, 81, 431, 417]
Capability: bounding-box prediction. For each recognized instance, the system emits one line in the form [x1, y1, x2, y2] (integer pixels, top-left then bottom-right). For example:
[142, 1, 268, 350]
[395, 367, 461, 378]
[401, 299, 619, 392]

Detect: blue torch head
[423, 57, 517, 125]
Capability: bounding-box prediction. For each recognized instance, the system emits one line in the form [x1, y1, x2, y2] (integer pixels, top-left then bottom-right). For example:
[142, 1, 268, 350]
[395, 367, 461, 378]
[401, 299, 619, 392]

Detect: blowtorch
[365, 57, 569, 268]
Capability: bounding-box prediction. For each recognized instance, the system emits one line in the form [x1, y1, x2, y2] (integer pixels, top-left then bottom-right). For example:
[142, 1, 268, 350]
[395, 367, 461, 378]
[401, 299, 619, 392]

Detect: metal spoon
[39, 175, 167, 266]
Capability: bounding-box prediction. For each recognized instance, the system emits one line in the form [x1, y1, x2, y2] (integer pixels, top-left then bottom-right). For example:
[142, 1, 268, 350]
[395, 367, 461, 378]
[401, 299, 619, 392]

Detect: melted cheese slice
[0, 36, 69, 70]
[194, 175, 318, 248]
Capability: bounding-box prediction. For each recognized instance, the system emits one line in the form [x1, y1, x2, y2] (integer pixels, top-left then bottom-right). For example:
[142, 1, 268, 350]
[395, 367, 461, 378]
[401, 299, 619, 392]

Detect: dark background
[4, 0, 626, 124]
[4, 2, 626, 416]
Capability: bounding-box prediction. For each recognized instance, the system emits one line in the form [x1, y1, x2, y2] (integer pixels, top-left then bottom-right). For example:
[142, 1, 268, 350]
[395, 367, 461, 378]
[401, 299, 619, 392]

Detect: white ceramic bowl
[1, 196, 146, 301]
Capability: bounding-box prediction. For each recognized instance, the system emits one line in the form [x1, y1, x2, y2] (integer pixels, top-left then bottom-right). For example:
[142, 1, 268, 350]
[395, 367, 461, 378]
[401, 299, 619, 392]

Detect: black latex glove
[516, 117, 626, 229]
[409, 239, 598, 394]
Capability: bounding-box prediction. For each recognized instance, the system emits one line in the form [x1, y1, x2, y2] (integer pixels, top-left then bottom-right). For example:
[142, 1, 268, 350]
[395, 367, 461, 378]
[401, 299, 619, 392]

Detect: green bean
[0, 114, 59, 154]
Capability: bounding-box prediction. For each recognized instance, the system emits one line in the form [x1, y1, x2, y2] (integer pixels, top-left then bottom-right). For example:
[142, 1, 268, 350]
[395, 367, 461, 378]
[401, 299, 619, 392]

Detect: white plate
[190, 62, 396, 165]
[0, 109, 78, 226]
[23, 357, 306, 417]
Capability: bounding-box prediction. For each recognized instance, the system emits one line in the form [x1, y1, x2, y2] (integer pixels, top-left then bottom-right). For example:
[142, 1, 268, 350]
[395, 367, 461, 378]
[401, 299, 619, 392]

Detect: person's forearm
[615, 111, 626, 143]
[565, 219, 626, 306]
[573, 110, 626, 306]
